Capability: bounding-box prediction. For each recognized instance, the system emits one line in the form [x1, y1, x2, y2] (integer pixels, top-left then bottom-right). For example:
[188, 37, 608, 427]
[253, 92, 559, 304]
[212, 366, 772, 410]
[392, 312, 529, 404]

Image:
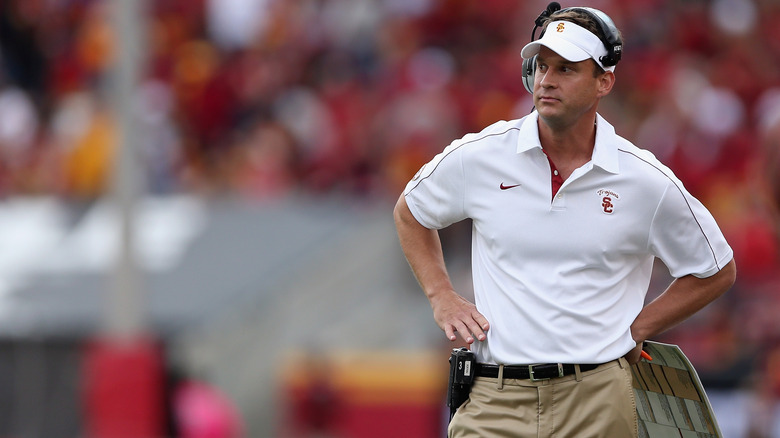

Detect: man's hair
[540, 9, 623, 76]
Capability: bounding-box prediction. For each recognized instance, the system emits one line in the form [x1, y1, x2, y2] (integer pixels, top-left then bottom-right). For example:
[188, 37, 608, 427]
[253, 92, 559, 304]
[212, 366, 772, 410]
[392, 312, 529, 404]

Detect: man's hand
[624, 343, 643, 365]
[431, 290, 490, 344]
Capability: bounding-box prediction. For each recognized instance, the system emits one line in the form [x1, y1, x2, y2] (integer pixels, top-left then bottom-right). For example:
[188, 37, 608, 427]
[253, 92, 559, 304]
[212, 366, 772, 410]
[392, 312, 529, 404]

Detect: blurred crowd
[2, 0, 780, 430]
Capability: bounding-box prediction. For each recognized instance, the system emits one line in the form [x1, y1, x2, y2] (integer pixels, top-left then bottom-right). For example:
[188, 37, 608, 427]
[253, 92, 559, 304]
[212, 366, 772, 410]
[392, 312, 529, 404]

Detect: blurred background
[0, 0, 779, 436]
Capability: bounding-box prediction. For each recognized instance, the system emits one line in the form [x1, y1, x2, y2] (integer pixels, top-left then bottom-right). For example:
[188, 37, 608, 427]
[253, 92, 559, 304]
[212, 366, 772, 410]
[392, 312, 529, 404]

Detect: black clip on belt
[476, 362, 601, 381]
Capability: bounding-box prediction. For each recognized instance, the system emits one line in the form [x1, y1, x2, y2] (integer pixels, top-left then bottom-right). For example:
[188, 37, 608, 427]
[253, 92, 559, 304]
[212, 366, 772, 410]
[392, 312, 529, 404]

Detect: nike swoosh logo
[500, 183, 521, 190]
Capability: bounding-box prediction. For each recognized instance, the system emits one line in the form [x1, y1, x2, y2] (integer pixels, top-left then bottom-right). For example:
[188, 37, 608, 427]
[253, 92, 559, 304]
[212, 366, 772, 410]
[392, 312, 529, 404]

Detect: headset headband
[521, 3, 622, 94]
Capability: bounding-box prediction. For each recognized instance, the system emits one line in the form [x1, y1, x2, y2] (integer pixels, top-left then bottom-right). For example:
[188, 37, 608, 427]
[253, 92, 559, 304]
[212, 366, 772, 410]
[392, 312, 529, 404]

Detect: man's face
[532, 47, 610, 128]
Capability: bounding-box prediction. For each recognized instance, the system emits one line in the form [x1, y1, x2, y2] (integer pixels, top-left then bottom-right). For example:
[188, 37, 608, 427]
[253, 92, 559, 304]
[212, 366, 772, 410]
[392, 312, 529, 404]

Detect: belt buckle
[528, 363, 564, 381]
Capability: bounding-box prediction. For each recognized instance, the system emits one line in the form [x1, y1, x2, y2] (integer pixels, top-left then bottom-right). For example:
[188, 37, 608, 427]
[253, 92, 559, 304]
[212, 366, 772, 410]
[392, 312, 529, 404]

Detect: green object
[631, 341, 723, 438]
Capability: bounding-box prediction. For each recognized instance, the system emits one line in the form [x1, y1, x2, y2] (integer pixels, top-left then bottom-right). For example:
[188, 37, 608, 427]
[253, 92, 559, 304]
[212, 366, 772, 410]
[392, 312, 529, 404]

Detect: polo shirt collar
[516, 111, 543, 154]
[516, 111, 620, 174]
[592, 114, 620, 174]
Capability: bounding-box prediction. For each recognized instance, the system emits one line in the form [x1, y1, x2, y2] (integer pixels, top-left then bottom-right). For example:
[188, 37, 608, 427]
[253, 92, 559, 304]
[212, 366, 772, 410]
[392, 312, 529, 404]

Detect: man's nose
[539, 70, 557, 88]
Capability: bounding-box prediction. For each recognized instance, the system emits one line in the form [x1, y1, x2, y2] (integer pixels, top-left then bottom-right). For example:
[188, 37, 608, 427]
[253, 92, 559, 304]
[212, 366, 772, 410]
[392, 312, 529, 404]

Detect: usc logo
[557, 23, 565, 32]
[597, 189, 619, 214]
[602, 196, 614, 214]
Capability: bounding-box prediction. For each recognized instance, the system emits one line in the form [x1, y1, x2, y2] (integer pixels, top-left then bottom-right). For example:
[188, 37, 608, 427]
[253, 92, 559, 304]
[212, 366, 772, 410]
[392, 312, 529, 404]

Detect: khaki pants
[448, 358, 638, 438]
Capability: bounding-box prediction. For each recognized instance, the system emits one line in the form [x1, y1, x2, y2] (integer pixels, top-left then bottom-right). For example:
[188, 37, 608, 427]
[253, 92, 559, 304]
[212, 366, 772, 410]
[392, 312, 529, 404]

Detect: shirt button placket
[552, 191, 565, 210]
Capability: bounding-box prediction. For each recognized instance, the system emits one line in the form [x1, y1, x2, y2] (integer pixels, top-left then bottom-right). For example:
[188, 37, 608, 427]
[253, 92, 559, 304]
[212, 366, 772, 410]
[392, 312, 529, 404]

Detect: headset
[521, 2, 623, 94]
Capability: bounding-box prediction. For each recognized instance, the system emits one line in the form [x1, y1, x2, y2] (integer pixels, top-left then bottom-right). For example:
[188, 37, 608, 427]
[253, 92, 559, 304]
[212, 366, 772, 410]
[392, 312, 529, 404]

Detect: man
[393, 5, 736, 437]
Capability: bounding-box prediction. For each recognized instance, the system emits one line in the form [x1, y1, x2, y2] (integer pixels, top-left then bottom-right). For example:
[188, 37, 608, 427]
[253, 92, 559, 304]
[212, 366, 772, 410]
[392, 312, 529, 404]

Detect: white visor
[521, 20, 615, 72]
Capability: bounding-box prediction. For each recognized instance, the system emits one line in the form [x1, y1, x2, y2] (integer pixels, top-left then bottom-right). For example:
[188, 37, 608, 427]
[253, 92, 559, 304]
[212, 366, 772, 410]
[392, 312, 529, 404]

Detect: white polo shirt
[404, 111, 733, 365]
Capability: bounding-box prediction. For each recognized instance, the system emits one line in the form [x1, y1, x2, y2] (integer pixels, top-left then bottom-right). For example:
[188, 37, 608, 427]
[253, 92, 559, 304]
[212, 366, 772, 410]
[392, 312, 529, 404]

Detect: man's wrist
[427, 286, 457, 304]
[630, 325, 649, 346]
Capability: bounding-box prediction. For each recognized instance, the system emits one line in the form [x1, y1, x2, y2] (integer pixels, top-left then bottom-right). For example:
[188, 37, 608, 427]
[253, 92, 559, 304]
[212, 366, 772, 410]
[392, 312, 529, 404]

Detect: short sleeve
[648, 180, 733, 278]
[403, 140, 467, 230]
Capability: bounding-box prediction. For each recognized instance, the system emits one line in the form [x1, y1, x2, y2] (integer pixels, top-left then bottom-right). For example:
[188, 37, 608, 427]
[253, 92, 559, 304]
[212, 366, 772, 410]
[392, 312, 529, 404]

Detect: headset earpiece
[522, 56, 537, 95]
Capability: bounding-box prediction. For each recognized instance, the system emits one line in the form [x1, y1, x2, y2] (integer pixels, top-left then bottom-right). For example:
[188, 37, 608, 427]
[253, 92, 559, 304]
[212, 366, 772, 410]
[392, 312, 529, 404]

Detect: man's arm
[626, 258, 737, 363]
[393, 195, 489, 344]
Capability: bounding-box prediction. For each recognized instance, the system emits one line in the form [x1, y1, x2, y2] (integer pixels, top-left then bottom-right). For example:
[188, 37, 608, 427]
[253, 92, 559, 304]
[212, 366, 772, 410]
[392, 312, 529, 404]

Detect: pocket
[620, 358, 639, 438]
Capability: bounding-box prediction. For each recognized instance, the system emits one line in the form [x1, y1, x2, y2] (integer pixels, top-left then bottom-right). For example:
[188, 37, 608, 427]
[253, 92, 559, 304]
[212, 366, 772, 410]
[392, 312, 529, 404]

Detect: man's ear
[597, 71, 615, 98]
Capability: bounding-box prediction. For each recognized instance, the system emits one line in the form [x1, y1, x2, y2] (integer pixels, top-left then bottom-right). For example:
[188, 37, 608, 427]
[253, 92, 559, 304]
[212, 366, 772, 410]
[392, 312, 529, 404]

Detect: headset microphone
[533, 2, 562, 39]
[523, 2, 563, 94]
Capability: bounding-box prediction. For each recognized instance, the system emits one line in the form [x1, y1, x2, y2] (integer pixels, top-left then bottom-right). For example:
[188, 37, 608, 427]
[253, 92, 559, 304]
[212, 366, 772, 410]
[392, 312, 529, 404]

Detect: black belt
[476, 362, 603, 381]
